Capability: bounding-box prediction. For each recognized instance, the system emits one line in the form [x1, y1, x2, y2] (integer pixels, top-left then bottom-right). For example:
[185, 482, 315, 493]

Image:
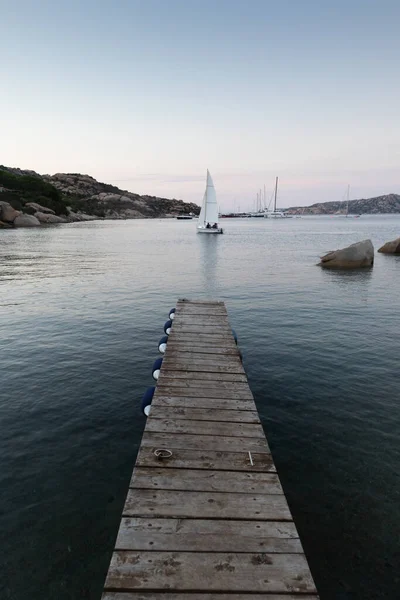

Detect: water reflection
[197, 233, 220, 298]
[320, 267, 374, 283]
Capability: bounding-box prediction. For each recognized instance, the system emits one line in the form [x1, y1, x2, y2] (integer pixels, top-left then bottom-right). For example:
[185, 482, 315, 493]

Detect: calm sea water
[1, 216, 400, 600]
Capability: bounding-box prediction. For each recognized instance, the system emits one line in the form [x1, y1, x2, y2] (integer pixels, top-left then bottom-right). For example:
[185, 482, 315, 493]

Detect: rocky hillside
[0, 166, 199, 227]
[287, 194, 400, 215]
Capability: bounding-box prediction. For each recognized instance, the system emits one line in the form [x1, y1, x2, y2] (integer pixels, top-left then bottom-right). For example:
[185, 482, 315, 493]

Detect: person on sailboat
[206, 222, 211, 229]
[212, 223, 217, 229]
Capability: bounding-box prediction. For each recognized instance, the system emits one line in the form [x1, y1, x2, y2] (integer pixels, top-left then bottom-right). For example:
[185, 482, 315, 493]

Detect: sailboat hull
[265, 211, 292, 218]
[197, 227, 223, 234]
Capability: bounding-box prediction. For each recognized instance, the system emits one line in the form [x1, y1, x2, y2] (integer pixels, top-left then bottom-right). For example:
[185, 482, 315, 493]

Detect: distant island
[286, 194, 400, 215]
[0, 166, 200, 227]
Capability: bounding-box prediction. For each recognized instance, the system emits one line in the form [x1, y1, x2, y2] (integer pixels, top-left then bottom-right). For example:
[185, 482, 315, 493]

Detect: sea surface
[1, 216, 400, 600]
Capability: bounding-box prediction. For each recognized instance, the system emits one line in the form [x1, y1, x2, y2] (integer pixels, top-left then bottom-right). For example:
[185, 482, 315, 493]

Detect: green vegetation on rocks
[0, 166, 199, 222]
[0, 168, 68, 215]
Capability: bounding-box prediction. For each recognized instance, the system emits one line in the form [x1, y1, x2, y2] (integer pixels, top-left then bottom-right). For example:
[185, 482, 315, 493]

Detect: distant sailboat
[265, 177, 292, 218]
[197, 170, 223, 234]
[338, 185, 360, 218]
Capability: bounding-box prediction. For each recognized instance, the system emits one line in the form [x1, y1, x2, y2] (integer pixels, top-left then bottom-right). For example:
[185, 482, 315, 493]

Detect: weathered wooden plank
[174, 320, 231, 328]
[162, 363, 246, 375]
[163, 340, 241, 362]
[123, 489, 291, 520]
[103, 594, 319, 600]
[162, 359, 245, 374]
[169, 336, 235, 345]
[168, 333, 237, 343]
[174, 319, 231, 326]
[152, 396, 255, 411]
[175, 304, 228, 316]
[165, 344, 240, 355]
[154, 386, 254, 400]
[146, 418, 265, 439]
[105, 551, 316, 593]
[136, 447, 275, 472]
[175, 312, 229, 320]
[164, 352, 242, 366]
[177, 299, 225, 305]
[115, 518, 301, 553]
[149, 405, 260, 422]
[158, 371, 247, 383]
[175, 312, 230, 320]
[141, 432, 269, 452]
[177, 301, 226, 309]
[172, 325, 232, 334]
[175, 315, 230, 323]
[130, 467, 282, 493]
[157, 379, 250, 390]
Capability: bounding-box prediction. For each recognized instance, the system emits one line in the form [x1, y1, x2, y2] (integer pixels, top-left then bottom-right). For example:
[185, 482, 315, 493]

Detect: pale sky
[1, 0, 399, 210]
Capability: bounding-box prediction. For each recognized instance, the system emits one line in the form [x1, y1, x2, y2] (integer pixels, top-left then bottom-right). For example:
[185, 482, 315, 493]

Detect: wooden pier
[102, 300, 318, 599]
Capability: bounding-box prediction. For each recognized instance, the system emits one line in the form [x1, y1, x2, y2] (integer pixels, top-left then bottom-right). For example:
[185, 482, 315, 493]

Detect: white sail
[198, 191, 207, 227]
[197, 170, 223, 233]
[204, 170, 219, 225]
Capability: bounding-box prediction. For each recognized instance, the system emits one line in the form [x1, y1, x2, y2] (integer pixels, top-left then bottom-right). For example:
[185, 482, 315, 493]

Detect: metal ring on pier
[153, 448, 173, 459]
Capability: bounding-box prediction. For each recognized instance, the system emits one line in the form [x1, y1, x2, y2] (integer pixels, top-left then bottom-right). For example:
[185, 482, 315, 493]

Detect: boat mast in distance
[265, 176, 292, 218]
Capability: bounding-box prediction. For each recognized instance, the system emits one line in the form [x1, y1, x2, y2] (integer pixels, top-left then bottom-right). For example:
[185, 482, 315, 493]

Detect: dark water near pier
[1, 216, 400, 599]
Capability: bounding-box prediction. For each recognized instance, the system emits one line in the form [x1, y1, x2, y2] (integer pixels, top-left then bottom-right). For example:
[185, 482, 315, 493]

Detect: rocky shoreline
[0, 166, 200, 227]
[287, 193, 400, 215]
[0, 200, 100, 228]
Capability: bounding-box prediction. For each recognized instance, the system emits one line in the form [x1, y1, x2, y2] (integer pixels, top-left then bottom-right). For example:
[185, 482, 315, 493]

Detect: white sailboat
[265, 177, 291, 218]
[336, 185, 360, 218]
[197, 170, 223, 234]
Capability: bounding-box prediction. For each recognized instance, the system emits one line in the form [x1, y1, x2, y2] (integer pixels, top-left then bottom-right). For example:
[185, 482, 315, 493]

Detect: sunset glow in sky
[1, 0, 400, 210]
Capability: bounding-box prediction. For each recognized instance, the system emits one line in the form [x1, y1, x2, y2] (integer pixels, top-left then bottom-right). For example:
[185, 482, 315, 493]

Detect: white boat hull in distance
[197, 226, 223, 234]
[265, 210, 292, 219]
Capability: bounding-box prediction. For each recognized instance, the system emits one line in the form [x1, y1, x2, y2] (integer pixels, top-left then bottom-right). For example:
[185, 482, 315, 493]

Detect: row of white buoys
[141, 308, 175, 416]
[158, 336, 168, 353]
[141, 386, 155, 416]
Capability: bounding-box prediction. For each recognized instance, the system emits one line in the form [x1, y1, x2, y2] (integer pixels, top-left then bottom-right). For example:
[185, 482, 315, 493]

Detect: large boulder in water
[25, 202, 55, 214]
[319, 239, 374, 269]
[34, 212, 66, 224]
[378, 237, 400, 254]
[14, 214, 41, 227]
[0, 201, 21, 223]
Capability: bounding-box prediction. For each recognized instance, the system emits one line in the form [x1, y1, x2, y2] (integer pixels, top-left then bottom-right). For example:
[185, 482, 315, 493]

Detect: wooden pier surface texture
[102, 300, 318, 600]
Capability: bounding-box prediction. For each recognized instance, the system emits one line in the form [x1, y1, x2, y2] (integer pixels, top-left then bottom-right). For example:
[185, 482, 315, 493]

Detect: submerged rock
[319, 239, 374, 269]
[0, 220, 12, 228]
[378, 237, 400, 254]
[13, 214, 41, 227]
[0, 201, 20, 223]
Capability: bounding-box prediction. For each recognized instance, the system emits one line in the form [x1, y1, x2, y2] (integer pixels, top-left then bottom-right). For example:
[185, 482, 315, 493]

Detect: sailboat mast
[346, 184, 350, 216]
[274, 177, 278, 212]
